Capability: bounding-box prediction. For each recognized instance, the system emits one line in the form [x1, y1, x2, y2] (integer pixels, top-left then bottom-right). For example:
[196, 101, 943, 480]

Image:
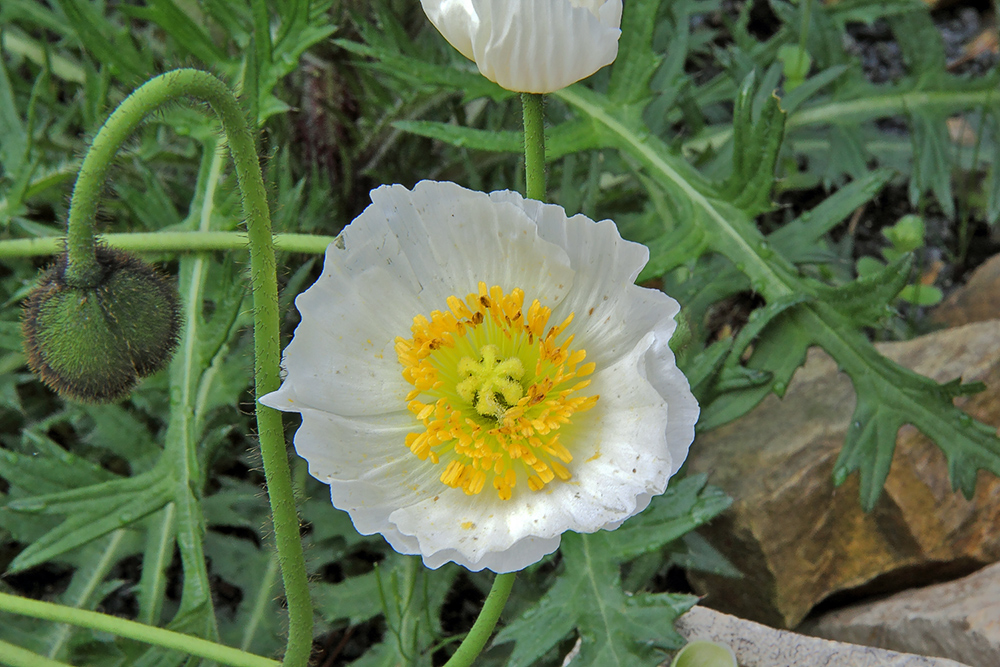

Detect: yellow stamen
[395, 283, 599, 500]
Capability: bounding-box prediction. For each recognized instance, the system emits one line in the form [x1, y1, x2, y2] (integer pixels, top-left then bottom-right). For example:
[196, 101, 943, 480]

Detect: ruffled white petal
[385, 331, 673, 570]
[262, 181, 575, 416]
[420, 0, 623, 93]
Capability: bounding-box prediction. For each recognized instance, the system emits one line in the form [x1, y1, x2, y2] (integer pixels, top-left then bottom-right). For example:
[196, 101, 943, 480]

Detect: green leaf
[0, 431, 116, 498]
[121, 0, 228, 66]
[7, 475, 172, 572]
[496, 532, 697, 667]
[723, 71, 787, 215]
[667, 532, 742, 579]
[51, 0, 149, 79]
[769, 167, 894, 257]
[0, 56, 27, 180]
[313, 570, 388, 626]
[394, 118, 602, 163]
[606, 474, 732, 561]
[697, 315, 810, 431]
[898, 284, 943, 306]
[607, 0, 663, 106]
[818, 254, 913, 326]
[335, 39, 512, 103]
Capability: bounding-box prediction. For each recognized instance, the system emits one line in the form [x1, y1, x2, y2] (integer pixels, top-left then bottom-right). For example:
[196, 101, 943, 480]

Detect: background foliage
[0, 0, 998, 665]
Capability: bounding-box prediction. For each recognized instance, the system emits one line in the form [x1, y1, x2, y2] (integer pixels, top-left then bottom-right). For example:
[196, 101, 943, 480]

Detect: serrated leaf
[607, 0, 663, 106]
[780, 65, 847, 114]
[0, 56, 27, 180]
[7, 476, 172, 572]
[909, 112, 954, 217]
[121, 0, 228, 66]
[683, 339, 732, 397]
[818, 253, 913, 326]
[496, 532, 695, 667]
[51, 0, 149, 79]
[394, 118, 601, 163]
[769, 167, 894, 256]
[723, 293, 810, 367]
[0, 434, 117, 497]
[697, 315, 811, 431]
[313, 570, 388, 626]
[335, 39, 511, 103]
[888, 7, 947, 79]
[606, 474, 732, 561]
[723, 72, 787, 215]
[667, 532, 742, 579]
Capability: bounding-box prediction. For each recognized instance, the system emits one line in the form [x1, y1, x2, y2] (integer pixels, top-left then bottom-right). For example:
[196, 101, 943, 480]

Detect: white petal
[262, 182, 575, 416]
[489, 190, 675, 369]
[470, 0, 622, 93]
[642, 335, 699, 476]
[419, 0, 479, 61]
[372, 182, 575, 310]
[386, 331, 671, 569]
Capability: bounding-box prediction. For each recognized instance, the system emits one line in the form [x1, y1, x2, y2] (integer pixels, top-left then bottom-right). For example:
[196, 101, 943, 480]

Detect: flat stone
[686, 319, 1000, 628]
[675, 606, 970, 667]
[802, 561, 1000, 667]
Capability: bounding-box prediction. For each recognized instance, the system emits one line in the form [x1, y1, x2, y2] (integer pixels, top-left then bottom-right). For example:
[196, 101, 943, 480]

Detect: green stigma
[456, 344, 525, 419]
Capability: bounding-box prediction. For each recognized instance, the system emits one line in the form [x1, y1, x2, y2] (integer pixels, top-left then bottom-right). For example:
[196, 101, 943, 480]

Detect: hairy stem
[442, 573, 516, 667]
[522, 93, 546, 201]
[0, 231, 335, 258]
[0, 592, 280, 667]
[60, 68, 312, 667]
[0, 639, 70, 667]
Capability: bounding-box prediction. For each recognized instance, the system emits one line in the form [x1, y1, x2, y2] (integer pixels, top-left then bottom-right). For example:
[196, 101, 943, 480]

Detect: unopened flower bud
[22, 246, 181, 403]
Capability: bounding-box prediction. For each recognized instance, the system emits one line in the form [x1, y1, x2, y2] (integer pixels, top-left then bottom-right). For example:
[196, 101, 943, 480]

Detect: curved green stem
[521, 93, 546, 201]
[442, 573, 516, 667]
[62, 68, 312, 667]
[0, 231, 336, 258]
[0, 592, 280, 667]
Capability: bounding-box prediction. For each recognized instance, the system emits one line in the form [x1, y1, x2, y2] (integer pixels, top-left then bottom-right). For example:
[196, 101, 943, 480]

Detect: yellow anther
[395, 283, 599, 500]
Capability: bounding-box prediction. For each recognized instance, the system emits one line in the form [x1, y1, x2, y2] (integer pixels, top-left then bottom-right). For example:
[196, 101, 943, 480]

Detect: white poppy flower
[261, 181, 698, 573]
[419, 0, 624, 93]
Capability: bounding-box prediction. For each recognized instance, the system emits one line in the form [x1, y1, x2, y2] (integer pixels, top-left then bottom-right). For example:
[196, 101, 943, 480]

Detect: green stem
[0, 231, 335, 258]
[0, 639, 72, 667]
[442, 573, 516, 667]
[61, 68, 312, 667]
[0, 593, 279, 667]
[521, 93, 546, 201]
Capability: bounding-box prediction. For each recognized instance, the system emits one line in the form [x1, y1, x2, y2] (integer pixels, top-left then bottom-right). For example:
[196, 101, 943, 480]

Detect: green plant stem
[61, 68, 312, 667]
[0, 231, 336, 258]
[442, 573, 516, 667]
[522, 93, 546, 200]
[0, 639, 71, 667]
[0, 592, 280, 667]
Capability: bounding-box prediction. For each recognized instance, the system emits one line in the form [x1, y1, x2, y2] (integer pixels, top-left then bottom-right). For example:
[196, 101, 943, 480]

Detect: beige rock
[931, 254, 1000, 327]
[686, 320, 1000, 628]
[675, 606, 971, 667]
[802, 561, 1000, 667]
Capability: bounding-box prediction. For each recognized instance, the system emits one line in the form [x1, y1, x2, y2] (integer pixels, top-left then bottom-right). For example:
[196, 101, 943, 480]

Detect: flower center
[394, 282, 599, 500]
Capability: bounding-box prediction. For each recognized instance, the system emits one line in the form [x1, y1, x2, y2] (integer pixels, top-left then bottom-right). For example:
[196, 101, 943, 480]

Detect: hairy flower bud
[22, 245, 181, 403]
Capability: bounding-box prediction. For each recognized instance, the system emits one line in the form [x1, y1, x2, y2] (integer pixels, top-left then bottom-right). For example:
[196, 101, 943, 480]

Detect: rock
[685, 319, 1000, 628]
[674, 606, 970, 667]
[931, 253, 1000, 327]
[802, 561, 1000, 667]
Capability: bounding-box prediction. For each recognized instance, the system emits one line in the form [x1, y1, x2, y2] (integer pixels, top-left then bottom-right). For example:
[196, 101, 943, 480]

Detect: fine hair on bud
[22, 245, 182, 403]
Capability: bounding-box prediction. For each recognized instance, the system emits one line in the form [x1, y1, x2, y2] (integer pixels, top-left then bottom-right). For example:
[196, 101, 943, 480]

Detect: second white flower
[420, 0, 623, 93]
